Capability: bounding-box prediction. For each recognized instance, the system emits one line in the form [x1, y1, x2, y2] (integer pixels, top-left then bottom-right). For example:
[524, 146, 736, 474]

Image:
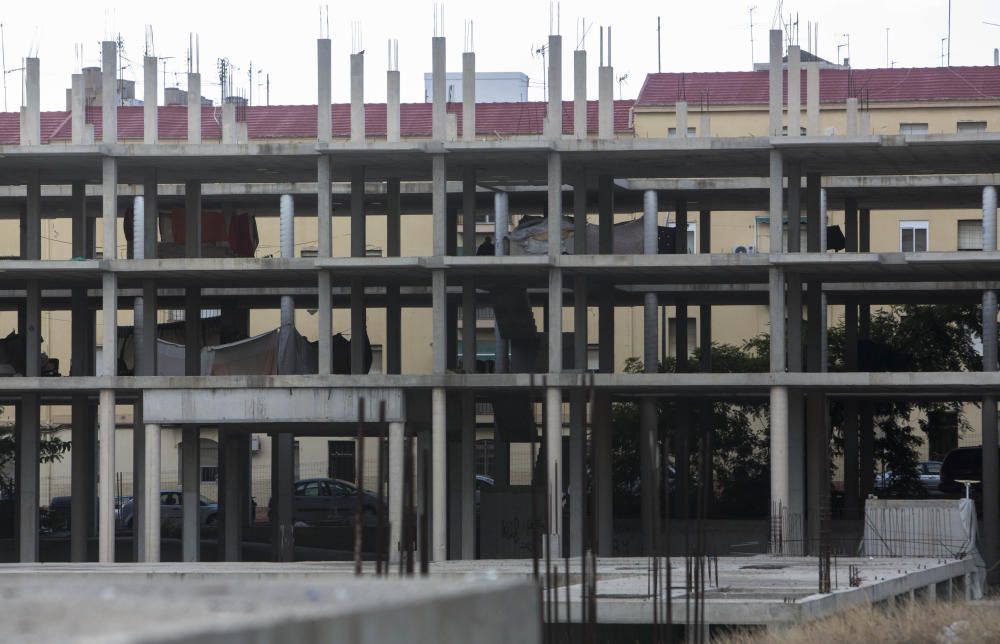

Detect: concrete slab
[0, 572, 537, 644]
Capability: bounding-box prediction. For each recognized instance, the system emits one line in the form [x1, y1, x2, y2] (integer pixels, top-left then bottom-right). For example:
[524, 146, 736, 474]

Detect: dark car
[939, 446, 1000, 506]
[269, 478, 383, 527]
[118, 491, 218, 536]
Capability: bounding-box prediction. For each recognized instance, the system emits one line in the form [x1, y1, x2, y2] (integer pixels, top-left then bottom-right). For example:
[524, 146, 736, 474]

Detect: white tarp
[863, 498, 984, 597]
[155, 330, 279, 376]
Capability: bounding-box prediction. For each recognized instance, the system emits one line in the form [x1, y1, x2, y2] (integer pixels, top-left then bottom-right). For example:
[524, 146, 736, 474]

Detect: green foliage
[0, 426, 71, 498]
[609, 304, 984, 514]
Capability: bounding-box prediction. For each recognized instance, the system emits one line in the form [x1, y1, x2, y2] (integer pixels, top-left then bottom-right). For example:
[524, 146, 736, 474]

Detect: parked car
[269, 478, 383, 527]
[875, 461, 942, 495]
[118, 491, 218, 536]
[939, 446, 1000, 507]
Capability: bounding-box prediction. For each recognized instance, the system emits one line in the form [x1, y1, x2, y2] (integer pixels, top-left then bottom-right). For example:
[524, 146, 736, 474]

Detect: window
[667, 221, 697, 253]
[475, 439, 495, 478]
[296, 481, 323, 497]
[899, 123, 929, 135]
[667, 318, 697, 358]
[369, 344, 384, 374]
[957, 220, 983, 251]
[300, 248, 318, 258]
[957, 121, 987, 134]
[587, 344, 600, 371]
[899, 221, 928, 252]
[328, 440, 356, 482]
[365, 247, 383, 257]
[667, 126, 697, 137]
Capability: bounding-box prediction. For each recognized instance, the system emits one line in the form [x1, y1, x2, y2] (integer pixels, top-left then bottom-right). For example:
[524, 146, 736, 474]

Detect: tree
[0, 426, 70, 499]
[609, 303, 984, 517]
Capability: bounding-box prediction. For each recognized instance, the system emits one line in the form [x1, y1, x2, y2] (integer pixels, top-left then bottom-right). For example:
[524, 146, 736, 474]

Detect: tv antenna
[617, 72, 629, 100]
[532, 42, 548, 101]
[748, 6, 757, 67]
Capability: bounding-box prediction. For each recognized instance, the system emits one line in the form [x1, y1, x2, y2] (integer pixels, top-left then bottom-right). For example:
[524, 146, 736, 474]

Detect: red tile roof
[0, 100, 633, 145]
[635, 66, 1000, 107]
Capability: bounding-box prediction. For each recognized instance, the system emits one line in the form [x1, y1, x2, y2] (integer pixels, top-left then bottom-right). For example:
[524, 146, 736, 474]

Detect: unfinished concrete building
[0, 27, 998, 603]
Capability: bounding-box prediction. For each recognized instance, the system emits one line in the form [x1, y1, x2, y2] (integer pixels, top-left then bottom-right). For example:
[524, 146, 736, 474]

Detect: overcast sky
[3, 0, 999, 111]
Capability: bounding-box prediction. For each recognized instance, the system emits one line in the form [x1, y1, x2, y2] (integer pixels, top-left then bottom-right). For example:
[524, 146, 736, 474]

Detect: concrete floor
[0, 555, 978, 634]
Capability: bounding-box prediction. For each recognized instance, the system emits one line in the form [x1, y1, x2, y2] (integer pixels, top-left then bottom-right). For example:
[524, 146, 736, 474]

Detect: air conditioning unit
[732, 244, 757, 255]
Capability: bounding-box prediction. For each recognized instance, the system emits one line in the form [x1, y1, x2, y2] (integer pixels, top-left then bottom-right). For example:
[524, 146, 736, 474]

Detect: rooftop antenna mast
[657, 17, 661, 72]
[749, 6, 756, 67]
[532, 42, 548, 100]
[1, 23, 8, 112]
[947, 0, 951, 66]
[617, 71, 629, 100]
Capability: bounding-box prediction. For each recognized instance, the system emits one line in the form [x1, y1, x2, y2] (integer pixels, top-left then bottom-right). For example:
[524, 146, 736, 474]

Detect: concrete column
[349, 168, 366, 375]
[768, 30, 782, 136]
[574, 50, 587, 139]
[17, 396, 39, 562]
[19, 178, 41, 561]
[318, 39, 331, 143]
[350, 53, 365, 143]
[21, 57, 40, 145]
[982, 185, 998, 585]
[545, 386, 562, 559]
[806, 63, 820, 136]
[220, 430, 244, 562]
[459, 167, 476, 560]
[184, 180, 201, 256]
[387, 70, 401, 143]
[186, 73, 201, 144]
[546, 149, 564, 558]
[769, 150, 784, 253]
[640, 190, 659, 554]
[842, 198, 860, 519]
[494, 191, 509, 373]
[99, 155, 118, 562]
[102, 42, 117, 143]
[462, 52, 475, 141]
[546, 35, 562, 139]
[846, 98, 859, 136]
[182, 276, 202, 562]
[71, 73, 87, 144]
[389, 421, 405, 562]
[432, 37, 446, 141]
[598, 65, 614, 139]
[280, 193, 296, 375]
[675, 101, 688, 137]
[144, 56, 158, 144]
[386, 178, 402, 374]
[270, 432, 295, 561]
[858, 208, 874, 500]
[317, 155, 332, 375]
[432, 387, 447, 561]
[98, 387, 116, 563]
[70, 182, 94, 561]
[787, 46, 801, 136]
[143, 423, 161, 562]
